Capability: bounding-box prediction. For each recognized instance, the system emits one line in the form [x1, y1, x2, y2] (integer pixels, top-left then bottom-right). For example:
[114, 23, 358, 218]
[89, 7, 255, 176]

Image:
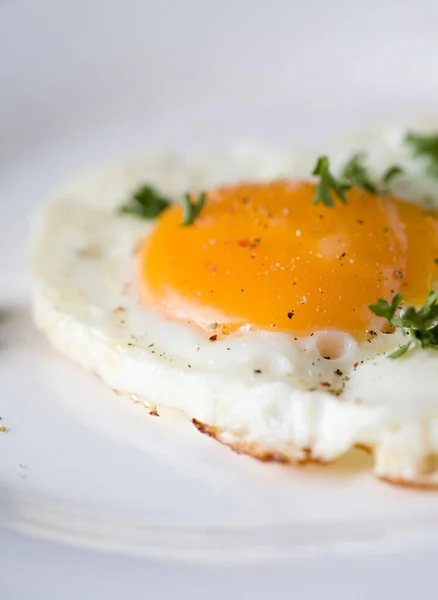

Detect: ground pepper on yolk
[139, 180, 438, 339]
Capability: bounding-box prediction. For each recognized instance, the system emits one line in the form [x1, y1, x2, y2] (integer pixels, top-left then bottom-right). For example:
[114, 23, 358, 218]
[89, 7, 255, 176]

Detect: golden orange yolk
[139, 180, 438, 339]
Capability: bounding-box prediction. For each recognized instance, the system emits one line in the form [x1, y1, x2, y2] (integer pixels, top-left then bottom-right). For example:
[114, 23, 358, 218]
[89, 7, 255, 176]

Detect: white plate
[2, 0, 438, 592]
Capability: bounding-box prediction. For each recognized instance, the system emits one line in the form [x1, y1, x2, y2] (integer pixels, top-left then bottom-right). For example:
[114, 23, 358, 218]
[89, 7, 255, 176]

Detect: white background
[2, 526, 437, 599]
[2, 0, 438, 598]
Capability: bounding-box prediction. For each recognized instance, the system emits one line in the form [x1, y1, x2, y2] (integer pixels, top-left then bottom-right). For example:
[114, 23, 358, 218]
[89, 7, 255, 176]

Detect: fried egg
[31, 126, 438, 488]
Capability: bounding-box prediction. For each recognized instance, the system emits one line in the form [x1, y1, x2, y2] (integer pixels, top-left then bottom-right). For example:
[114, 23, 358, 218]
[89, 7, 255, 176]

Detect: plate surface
[2, 0, 438, 594]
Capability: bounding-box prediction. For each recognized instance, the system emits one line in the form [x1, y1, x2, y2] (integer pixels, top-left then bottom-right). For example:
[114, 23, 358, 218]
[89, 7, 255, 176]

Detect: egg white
[31, 127, 438, 487]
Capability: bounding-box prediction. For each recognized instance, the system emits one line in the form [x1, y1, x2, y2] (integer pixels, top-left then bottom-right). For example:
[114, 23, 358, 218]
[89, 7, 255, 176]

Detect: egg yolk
[139, 180, 438, 339]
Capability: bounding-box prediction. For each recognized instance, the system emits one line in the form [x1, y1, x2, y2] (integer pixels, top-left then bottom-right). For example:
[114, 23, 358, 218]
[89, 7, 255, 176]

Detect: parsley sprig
[341, 153, 377, 194]
[119, 185, 206, 226]
[312, 156, 350, 207]
[181, 192, 207, 226]
[312, 154, 403, 207]
[341, 153, 403, 195]
[369, 291, 438, 358]
[119, 185, 171, 219]
[405, 131, 438, 178]
[381, 165, 404, 191]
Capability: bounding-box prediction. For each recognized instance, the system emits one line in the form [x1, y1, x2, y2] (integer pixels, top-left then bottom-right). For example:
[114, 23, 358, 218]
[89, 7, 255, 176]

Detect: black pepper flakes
[287, 311, 294, 319]
[209, 335, 218, 342]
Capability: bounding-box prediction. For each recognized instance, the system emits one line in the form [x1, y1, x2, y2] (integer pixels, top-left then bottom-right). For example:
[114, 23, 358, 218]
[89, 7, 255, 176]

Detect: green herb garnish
[181, 192, 206, 226]
[340, 153, 403, 195]
[312, 156, 350, 207]
[381, 165, 404, 190]
[119, 185, 171, 218]
[405, 131, 438, 178]
[369, 291, 438, 358]
[340, 153, 378, 194]
[312, 153, 402, 206]
[369, 293, 403, 322]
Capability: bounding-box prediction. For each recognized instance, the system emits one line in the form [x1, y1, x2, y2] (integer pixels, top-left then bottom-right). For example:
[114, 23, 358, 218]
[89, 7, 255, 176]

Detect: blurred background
[2, 0, 438, 171]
